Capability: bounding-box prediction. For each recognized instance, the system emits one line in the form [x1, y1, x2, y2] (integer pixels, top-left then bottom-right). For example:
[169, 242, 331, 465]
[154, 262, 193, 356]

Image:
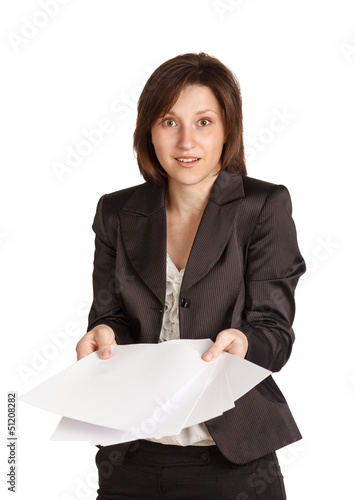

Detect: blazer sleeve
[86, 194, 131, 344]
[236, 184, 306, 372]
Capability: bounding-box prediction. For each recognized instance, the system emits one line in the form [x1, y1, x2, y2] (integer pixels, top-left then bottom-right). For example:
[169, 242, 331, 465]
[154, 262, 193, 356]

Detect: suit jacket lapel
[119, 182, 167, 305]
[181, 169, 245, 291]
[119, 169, 245, 305]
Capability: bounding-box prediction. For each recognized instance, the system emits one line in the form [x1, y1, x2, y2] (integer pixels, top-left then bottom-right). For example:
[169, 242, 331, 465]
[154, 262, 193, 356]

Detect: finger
[203, 338, 230, 362]
[95, 329, 116, 359]
[76, 337, 97, 361]
[203, 330, 241, 362]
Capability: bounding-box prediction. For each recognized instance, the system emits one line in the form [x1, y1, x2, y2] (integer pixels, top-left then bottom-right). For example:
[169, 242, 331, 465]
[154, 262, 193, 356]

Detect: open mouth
[175, 157, 201, 165]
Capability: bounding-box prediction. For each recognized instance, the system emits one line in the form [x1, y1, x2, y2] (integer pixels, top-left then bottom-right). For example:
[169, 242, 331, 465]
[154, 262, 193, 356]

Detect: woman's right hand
[75, 324, 117, 361]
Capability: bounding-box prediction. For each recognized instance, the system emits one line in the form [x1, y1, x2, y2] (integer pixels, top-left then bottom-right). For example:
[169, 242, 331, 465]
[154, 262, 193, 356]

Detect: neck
[165, 175, 218, 220]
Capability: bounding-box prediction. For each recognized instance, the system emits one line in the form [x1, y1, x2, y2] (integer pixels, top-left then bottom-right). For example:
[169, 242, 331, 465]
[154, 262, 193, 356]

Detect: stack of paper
[19, 339, 271, 445]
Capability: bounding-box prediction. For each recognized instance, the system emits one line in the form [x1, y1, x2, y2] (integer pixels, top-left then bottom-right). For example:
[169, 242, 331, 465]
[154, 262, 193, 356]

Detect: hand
[75, 324, 117, 361]
[202, 328, 248, 362]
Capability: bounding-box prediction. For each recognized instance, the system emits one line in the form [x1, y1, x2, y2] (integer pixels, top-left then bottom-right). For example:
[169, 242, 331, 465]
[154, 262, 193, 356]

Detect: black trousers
[95, 439, 287, 499]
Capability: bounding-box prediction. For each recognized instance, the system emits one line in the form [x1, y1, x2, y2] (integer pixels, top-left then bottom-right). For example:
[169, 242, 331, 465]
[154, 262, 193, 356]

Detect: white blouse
[144, 254, 216, 447]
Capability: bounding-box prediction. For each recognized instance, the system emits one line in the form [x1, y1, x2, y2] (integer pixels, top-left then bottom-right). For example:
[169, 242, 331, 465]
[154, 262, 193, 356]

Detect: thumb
[203, 337, 227, 362]
[98, 345, 112, 359]
[96, 330, 115, 359]
[203, 351, 214, 361]
[203, 345, 221, 362]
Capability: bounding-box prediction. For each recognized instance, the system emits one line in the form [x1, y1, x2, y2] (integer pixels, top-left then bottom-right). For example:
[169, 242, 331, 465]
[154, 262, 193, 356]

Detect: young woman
[76, 52, 306, 499]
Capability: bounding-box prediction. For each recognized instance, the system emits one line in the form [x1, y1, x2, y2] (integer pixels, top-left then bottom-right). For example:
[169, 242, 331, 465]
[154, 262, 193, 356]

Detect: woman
[76, 52, 306, 499]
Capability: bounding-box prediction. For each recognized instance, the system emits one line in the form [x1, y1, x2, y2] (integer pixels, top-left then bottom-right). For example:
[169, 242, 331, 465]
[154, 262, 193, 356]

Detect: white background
[1, 0, 355, 498]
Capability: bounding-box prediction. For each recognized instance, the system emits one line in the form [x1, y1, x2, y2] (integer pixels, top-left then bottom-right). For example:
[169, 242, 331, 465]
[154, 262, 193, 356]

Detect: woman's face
[151, 85, 226, 189]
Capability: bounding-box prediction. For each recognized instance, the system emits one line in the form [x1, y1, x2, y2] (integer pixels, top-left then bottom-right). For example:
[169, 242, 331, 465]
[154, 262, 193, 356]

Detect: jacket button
[150, 306, 163, 313]
[181, 298, 191, 308]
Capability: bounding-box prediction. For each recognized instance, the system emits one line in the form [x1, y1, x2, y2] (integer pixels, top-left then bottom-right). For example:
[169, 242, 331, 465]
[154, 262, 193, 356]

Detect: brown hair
[133, 52, 247, 185]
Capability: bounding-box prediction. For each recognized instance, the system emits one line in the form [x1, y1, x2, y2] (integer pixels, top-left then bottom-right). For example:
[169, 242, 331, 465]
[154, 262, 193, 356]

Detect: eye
[198, 119, 211, 127]
[162, 118, 177, 127]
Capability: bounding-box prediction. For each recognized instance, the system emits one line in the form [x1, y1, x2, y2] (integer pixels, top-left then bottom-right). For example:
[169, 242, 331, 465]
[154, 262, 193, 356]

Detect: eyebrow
[166, 108, 218, 116]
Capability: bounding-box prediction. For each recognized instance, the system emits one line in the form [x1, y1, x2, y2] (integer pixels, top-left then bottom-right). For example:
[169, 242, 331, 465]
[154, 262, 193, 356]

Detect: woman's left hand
[203, 328, 248, 361]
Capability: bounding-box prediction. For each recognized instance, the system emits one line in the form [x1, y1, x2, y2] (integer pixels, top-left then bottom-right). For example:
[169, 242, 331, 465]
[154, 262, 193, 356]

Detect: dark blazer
[87, 168, 306, 464]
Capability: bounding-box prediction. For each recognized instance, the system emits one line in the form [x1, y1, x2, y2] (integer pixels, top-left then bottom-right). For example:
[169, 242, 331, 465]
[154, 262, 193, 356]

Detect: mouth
[175, 156, 201, 166]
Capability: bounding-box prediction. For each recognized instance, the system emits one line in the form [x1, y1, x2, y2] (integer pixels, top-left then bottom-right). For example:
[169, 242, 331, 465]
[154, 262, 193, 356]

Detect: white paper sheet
[19, 339, 271, 445]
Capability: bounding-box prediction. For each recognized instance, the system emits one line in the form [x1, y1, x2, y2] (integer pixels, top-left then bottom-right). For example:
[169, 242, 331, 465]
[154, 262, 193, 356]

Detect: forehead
[165, 85, 221, 114]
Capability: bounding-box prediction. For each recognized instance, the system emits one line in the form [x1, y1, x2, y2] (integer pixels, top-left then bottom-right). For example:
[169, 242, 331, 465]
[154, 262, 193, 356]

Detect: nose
[177, 125, 196, 150]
